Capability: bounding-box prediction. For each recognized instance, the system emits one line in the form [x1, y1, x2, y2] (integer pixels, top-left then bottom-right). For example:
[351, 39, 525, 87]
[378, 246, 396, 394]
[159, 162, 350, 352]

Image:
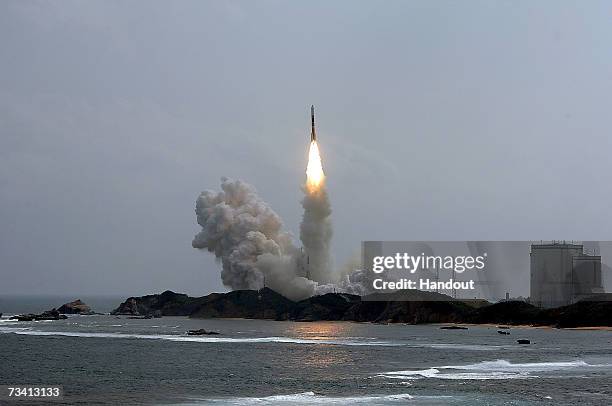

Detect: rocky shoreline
[8, 299, 99, 321]
[111, 288, 612, 328]
[6, 291, 609, 328]
[10, 308, 68, 321]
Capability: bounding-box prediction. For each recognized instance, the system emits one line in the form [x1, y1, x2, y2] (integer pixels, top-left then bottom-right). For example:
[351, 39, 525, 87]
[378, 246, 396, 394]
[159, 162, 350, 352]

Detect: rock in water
[187, 329, 220, 336]
[10, 314, 35, 321]
[37, 308, 67, 320]
[58, 299, 92, 315]
[11, 309, 67, 321]
[112, 298, 141, 316]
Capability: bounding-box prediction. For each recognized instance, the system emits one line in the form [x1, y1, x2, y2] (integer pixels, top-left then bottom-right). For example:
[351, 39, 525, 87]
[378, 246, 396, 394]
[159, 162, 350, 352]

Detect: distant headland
[111, 288, 612, 328]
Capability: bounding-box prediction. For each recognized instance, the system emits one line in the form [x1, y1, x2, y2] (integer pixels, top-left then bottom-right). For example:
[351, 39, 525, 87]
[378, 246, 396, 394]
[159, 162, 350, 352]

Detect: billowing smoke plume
[192, 175, 377, 300]
[192, 136, 370, 299]
[192, 177, 317, 300]
[300, 184, 333, 283]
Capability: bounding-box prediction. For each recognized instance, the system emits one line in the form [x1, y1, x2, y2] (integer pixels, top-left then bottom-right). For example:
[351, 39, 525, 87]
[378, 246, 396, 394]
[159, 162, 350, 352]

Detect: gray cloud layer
[2, 1, 612, 296]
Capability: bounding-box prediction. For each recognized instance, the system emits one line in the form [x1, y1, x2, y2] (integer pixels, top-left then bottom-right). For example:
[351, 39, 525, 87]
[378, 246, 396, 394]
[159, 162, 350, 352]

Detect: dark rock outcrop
[464, 299, 612, 328]
[544, 300, 612, 328]
[112, 288, 295, 320]
[11, 308, 67, 321]
[58, 299, 92, 315]
[342, 290, 473, 324]
[291, 293, 360, 321]
[466, 301, 547, 325]
[190, 288, 295, 320]
[111, 290, 203, 316]
[358, 300, 472, 324]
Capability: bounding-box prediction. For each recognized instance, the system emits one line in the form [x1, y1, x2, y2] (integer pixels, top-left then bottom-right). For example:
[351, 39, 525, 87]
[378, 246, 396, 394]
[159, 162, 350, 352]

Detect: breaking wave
[0, 328, 399, 346]
[0, 327, 521, 351]
[377, 359, 610, 381]
[173, 392, 454, 405]
[425, 343, 505, 351]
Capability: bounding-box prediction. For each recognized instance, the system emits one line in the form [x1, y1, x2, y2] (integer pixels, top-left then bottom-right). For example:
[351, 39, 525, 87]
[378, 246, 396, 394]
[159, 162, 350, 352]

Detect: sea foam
[172, 392, 454, 405]
[377, 359, 610, 381]
[0, 328, 400, 346]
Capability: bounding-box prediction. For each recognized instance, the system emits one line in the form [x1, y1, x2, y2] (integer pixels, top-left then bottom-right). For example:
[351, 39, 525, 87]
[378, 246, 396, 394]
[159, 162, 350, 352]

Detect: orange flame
[306, 140, 325, 192]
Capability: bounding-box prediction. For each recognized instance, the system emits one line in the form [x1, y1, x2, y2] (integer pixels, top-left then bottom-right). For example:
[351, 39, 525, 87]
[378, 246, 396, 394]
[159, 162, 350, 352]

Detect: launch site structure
[530, 241, 604, 308]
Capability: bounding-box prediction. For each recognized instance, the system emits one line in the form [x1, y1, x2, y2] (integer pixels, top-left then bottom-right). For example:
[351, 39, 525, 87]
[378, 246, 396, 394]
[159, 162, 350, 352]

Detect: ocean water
[0, 298, 611, 405]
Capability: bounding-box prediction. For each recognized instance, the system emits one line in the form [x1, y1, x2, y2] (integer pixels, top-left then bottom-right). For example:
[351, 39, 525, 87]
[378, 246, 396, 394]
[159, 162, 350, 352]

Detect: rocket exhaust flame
[306, 140, 325, 192]
[300, 106, 333, 283]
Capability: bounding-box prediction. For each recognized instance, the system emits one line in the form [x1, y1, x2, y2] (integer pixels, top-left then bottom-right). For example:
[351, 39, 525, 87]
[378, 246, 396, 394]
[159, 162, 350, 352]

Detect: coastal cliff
[111, 288, 612, 327]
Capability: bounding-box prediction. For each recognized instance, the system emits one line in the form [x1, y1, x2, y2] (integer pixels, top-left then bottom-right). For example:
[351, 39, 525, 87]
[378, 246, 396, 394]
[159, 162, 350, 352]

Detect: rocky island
[9, 299, 97, 321]
[112, 288, 612, 328]
[57, 299, 94, 315]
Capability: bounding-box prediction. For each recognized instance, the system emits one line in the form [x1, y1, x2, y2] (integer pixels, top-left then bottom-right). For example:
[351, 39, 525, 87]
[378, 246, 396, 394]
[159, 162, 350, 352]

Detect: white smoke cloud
[193, 177, 365, 300]
[300, 186, 333, 283]
[192, 177, 319, 300]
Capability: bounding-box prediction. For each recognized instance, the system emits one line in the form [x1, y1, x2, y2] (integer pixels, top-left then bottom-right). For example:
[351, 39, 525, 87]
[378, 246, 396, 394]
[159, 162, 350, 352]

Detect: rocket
[310, 105, 316, 142]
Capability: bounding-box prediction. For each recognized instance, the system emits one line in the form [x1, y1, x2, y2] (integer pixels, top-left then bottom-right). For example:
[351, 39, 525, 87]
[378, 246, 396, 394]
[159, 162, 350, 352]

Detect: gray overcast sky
[1, 0, 612, 296]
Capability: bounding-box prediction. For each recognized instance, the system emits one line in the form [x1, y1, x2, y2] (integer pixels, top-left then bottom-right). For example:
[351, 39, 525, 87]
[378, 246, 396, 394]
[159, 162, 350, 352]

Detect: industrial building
[530, 241, 604, 308]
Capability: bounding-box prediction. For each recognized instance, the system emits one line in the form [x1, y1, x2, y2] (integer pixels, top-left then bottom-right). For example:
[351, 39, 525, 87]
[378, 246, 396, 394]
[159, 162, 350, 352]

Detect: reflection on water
[285, 321, 358, 340]
[299, 347, 353, 368]
[283, 322, 359, 368]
